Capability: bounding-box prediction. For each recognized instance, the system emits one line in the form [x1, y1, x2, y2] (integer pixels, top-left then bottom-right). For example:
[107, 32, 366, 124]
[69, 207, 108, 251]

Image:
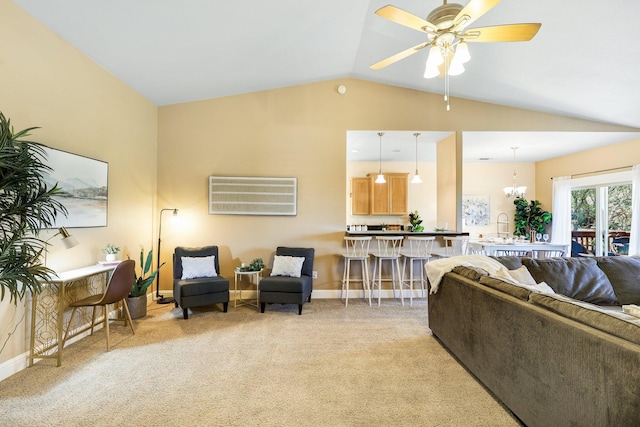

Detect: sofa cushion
[175, 276, 229, 296]
[260, 275, 312, 293]
[490, 256, 524, 270]
[595, 256, 640, 305]
[478, 275, 532, 301]
[530, 293, 640, 346]
[451, 265, 488, 282]
[522, 257, 618, 304]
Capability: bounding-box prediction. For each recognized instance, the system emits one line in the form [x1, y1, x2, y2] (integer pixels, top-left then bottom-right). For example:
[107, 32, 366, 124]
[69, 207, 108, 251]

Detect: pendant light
[411, 132, 422, 184]
[503, 147, 527, 198]
[375, 132, 386, 184]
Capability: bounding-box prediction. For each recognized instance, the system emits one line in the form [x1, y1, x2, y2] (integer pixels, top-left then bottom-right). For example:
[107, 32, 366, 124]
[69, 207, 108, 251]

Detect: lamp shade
[58, 227, 79, 249]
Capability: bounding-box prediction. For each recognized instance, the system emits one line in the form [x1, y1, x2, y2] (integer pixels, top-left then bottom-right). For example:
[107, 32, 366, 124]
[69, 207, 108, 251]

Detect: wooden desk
[29, 264, 116, 367]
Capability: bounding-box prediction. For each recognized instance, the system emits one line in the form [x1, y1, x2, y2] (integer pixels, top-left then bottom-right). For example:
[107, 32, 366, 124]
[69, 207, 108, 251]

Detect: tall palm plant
[0, 111, 67, 303]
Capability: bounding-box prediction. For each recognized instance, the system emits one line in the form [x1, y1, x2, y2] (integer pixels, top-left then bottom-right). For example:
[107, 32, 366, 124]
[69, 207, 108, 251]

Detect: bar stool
[370, 236, 404, 306]
[341, 236, 372, 306]
[400, 236, 435, 306]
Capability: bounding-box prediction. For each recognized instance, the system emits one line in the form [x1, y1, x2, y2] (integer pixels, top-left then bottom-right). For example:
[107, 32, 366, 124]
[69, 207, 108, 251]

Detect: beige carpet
[0, 298, 520, 426]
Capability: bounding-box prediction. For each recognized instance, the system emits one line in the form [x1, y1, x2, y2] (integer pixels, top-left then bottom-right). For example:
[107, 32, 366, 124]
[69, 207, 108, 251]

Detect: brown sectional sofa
[428, 255, 640, 426]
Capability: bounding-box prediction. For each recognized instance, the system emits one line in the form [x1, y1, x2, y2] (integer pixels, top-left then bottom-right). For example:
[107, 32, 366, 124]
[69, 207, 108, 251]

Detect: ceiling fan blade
[462, 23, 542, 42]
[371, 42, 430, 70]
[453, 0, 500, 30]
[375, 5, 438, 33]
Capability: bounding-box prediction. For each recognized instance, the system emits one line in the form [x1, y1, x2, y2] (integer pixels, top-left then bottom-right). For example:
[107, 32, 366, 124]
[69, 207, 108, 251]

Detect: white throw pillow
[270, 255, 305, 278]
[181, 255, 217, 279]
[508, 266, 537, 286]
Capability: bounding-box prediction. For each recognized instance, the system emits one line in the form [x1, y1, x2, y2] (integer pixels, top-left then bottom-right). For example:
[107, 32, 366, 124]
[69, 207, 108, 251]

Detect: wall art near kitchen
[43, 146, 108, 227]
[462, 195, 490, 226]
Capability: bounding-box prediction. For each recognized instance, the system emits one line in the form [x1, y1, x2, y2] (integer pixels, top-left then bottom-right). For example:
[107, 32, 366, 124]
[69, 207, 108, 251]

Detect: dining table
[468, 240, 569, 257]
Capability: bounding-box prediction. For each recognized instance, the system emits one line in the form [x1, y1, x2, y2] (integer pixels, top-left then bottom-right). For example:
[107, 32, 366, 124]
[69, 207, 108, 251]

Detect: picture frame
[463, 195, 490, 226]
[42, 146, 109, 228]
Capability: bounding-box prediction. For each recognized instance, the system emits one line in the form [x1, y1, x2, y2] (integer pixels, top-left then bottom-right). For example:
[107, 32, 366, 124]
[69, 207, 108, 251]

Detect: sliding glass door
[571, 183, 631, 256]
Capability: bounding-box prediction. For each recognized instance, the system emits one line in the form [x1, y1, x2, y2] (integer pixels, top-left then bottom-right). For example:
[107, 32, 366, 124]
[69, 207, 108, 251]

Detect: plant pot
[106, 253, 116, 262]
[127, 295, 147, 319]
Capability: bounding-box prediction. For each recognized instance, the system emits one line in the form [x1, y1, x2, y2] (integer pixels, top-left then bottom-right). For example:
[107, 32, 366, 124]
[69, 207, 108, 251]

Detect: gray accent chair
[259, 247, 314, 315]
[173, 246, 229, 319]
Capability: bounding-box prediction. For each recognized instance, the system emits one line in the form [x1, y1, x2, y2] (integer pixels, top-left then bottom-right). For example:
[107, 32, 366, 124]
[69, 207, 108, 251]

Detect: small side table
[234, 268, 263, 309]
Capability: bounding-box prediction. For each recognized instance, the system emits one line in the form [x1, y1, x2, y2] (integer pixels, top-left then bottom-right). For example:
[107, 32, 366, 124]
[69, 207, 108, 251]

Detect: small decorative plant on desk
[248, 258, 264, 271]
[128, 247, 164, 319]
[103, 243, 121, 262]
[408, 210, 424, 232]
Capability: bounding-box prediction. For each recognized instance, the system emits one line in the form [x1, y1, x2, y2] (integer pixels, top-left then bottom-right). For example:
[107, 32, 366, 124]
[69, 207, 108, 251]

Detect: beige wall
[536, 138, 640, 207]
[463, 162, 536, 238]
[157, 78, 636, 295]
[0, 2, 157, 366]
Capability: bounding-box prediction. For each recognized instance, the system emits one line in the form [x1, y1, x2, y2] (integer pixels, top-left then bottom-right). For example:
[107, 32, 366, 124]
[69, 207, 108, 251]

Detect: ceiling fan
[371, 0, 541, 108]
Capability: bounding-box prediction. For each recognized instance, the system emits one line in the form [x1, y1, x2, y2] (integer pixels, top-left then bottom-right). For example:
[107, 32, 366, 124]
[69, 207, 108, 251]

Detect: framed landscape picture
[42, 146, 108, 228]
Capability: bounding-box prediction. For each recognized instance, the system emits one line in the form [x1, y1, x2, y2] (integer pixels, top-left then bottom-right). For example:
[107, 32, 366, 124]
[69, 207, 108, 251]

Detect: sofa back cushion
[530, 293, 640, 346]
[522, 257, 618, 305]
[490, 256, 524, 270]
[595, 256, 640, 305]
[275, 247, 315, 277]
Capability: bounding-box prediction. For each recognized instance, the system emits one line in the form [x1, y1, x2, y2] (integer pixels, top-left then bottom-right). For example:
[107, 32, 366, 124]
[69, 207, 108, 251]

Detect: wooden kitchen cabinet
[350, 173, 408, 216]
[350, 177, 370, 215]
[370, 173, 408, 215]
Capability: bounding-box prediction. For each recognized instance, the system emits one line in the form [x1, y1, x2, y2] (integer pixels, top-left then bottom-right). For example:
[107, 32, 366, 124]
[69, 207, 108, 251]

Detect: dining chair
[370, 236, 404, 306]
[433, 236, 470, 257]
[400, 236, 435, 305]
[62, 259, 136, 351]
[341, 236, 372, 307]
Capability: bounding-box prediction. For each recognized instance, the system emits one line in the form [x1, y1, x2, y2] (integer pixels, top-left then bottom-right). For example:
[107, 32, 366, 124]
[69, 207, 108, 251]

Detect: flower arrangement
[408, 210, 424, 232]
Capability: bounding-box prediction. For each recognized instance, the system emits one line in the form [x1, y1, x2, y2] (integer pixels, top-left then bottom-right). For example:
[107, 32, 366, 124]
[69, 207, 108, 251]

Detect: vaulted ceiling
[12, 0, 640, 161]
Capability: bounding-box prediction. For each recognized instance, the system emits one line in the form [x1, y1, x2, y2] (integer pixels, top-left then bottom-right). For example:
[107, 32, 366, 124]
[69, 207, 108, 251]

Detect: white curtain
[629, 165, 640, 256]
[551, 176, 572, 247]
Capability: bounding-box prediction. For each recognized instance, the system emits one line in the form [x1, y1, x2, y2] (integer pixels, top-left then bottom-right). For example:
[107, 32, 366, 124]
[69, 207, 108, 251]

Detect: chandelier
[503, 147, 526, 198]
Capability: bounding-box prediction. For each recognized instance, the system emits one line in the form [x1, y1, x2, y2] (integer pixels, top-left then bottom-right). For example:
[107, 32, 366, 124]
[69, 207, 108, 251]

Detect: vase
[106, 253, 116, 262]
[127, 295, 147, 319]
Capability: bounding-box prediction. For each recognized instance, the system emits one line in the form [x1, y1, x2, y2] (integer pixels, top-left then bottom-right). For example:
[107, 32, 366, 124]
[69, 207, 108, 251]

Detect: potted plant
[0, 111, 67, 303]
[248, 258, 264, 271]
[514, 197, 552, 240]
[127, 247, 164, 319]
[408, 210, 424, 232]
[103, 243, 120, 262]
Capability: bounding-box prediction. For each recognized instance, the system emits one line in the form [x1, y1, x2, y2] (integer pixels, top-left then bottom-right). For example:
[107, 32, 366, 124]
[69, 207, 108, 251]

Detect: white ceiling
[12, 0, 640, 162]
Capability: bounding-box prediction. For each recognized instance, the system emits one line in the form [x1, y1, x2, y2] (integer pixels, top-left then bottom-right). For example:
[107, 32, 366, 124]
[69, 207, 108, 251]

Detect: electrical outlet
[312, 271, 318, 279]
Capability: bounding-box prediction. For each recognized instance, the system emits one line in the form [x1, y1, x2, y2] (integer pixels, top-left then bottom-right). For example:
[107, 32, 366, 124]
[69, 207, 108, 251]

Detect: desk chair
[370, 236, 404, 306]
[63, 260, 135, 351]
[400, 236, 435, 306]
[341, 236, 372, 307]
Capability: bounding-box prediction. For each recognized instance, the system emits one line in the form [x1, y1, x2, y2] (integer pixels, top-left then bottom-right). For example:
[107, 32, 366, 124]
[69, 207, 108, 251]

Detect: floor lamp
[156, 208, 178, 304]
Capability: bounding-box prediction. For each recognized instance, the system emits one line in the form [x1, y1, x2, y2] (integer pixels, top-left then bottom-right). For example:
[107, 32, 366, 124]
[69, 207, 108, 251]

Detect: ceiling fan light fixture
[424, 46, 444, 78]
[448, 59, 465, 76]
[455, 41, 471, 63]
